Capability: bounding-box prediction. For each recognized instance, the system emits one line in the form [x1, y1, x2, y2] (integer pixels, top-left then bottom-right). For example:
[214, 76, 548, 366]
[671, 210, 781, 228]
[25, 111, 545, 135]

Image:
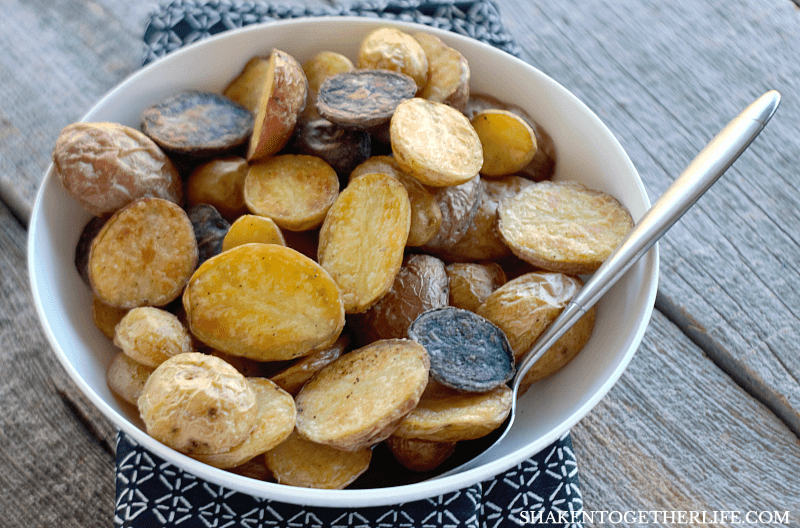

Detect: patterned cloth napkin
[116, 1, 584, 526]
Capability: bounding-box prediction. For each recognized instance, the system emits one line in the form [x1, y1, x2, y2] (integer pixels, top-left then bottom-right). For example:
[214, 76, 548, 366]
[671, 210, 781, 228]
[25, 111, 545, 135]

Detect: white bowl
[28, 17, 658, 507]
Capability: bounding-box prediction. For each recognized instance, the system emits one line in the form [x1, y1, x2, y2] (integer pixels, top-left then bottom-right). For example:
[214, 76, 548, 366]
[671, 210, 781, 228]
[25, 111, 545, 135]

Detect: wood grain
[502, 0, 800, 436]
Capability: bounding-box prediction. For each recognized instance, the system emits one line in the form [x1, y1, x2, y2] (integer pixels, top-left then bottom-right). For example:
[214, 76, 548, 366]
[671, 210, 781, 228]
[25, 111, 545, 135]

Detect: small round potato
[476, 271, 583, 362]
[412, 31, 470, 112]
[186, 156, 249, 222]
[53, 122, 182, 217]
[358, 27, 429, 91]
[446, 262, 507, 313]
[391, 98, 483, 187]
[245, 154, 339, 232]
[191, 378, 296, 469]
[106, 352, 154, 406]
[92, 295, 129, 340]
[385, 435, 456, 473]
[114, 306, 194, 368]
[88, 197, 198, 309]
[471, 109, 537, 177]
[421, 175, 483, 253]
[498, 180, 634, 274]
[222, 214, 285, 251]
[265, 432, 372, 489]
[223, 56, 271, 112]
[295, 339, 430, 452]
[138, 353, 258, 455]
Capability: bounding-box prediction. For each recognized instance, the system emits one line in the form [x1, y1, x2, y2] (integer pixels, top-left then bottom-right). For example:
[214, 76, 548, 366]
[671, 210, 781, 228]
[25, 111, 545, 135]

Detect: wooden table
[2, 0, 799, 525]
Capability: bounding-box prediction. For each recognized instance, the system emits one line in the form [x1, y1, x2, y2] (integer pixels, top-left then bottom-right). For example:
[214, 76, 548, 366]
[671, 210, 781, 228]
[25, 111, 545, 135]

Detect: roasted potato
[295, 339, 429, 451]
[113, 306, 194, 368]
[269, 335, 348, 396]
[222, 214, 285, 251]
[385, 435, 456, 472]
[358, 27, 429, 91]
[186, 156, 249, 222]
[413, 31, 470, 112]
[223, 56, 271, 112]
[471, 109, 537, 177]
[446, 262, 507, 312]
[106, 352, 153, 406]
[138, 353, 258, 455]
[92, 295, 129, 340]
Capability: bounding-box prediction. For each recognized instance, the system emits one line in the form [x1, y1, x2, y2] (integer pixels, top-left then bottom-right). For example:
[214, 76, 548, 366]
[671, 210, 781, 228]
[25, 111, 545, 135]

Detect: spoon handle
[514, 90, 781, 385]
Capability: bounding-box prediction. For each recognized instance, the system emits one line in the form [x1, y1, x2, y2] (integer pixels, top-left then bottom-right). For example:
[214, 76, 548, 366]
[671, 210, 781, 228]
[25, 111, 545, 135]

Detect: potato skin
[138, 353, 258, 455]
[358, 27, 429, 91]
[106, 352, 153, 406]
[446, 262, 506, 313]
[412, 31, 470, 112]
[53, 122, 182, 217]
[385, 435, 456, 472]
[113, 306, 194, 368]
[186, 156, 249, 222]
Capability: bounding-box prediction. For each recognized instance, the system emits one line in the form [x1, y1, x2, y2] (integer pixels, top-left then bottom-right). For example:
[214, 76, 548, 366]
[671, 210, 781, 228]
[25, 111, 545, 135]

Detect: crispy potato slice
[446, 262, 506, 313]
[53, 122, 183, 218]
[412, 32, 470, 112]
[248, 49, 308, 161]
[438, 175, 533, 261]
[519, 305, 597, 395]
[392, 381, 512, 442]
[295, 339, 430, 451]
[92, 295, 128, 340]
[391, 98, 482, 187]
[476, 271, 583, 362]
[269, 335, 348, 396]
[113, 307, 194, 368]
[183, 244, 345, 361]
[106, 352, 153, 406]
[138, 353, 258, 455]
[353, 254, 449, 343]
[385, 435, 456, 472]
[192, 378, 296, 469]
[186, 156, 249, 222]
[465, 93, 557, 182]
[318, 173, 410, 313]
[89, 197, 198, 309]
[471, 109, 537, 177]
[224, 56, 271, 112]
[141, 90, 253, 158]
[222, 214, 285, 251]
[265, 432, 372, 489]
[421, 175, 482, 252]
[498, 180, 634, 274]
[350, 156, 442, 247]
[358, 27, 429, 91]
[245, 154, 339, 231]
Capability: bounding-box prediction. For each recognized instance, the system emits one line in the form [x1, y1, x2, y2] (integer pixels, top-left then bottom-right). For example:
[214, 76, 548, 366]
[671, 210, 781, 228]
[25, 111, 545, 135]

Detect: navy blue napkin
[117, 2, 585, 526]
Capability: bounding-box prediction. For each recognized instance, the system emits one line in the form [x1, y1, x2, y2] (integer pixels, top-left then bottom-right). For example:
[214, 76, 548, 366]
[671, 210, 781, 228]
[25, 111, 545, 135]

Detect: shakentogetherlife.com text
[518, 509, 792, 525]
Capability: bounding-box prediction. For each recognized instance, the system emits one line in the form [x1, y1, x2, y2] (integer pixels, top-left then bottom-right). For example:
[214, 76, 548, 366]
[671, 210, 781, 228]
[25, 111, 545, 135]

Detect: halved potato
[224, 56, 271, 112]
[413, 31, 470, 112]
[295, 339, 429, 451]
[471, 109, 537, 177]
[269, 335, 348, 396]
[358, 27, 428, 91]
[106, 352, 153, 406]
[222, 214, 285, 251]
[183, 244, 345, 361]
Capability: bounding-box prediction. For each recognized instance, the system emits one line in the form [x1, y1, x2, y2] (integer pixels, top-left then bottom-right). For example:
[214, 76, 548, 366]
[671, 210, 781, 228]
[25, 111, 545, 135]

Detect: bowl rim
[27, 16, 659, 507]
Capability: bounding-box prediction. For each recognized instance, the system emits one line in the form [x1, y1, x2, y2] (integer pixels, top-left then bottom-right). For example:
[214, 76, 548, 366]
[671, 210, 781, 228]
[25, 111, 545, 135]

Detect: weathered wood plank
[0, 201, 114, 528]
[572, 310, 800, 523]
[501, 0, 800, 436]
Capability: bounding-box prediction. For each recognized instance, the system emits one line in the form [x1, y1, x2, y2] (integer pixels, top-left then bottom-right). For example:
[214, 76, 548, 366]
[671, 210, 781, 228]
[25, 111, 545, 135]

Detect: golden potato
[88, 197, 198, 309]
[295, 339, 429, 451]
[350, 156, 442, 247]
[183, 244, 345, 361]
[186, 156, 249, 222]
[497, 180, 634, 274]
[303, 51, 355, 93]
[222, 214, 285, 251]
[438, 175, 533, 261]
[248, 49, 308, 161]
[269, 335, 348, 396]
[354, 253, 449, 343]
[53, 122, 182, 217]
[92, 295, 129, 340]
[224, 56, 271, 112]
[385, 435, 456, 472]
[391, 98, 483, 187]
[476, 271, 583, 362]
[318, 173, 410, 313]
[392, 381, 511, 442]
[244, 154, 339, 231]
[519, 305, 597, 394]
[192, 378, 296, 469]
[446, 262, 507, 313]
[106, 352, 153, 406]
[358, 27, 428, 91]
[138, 353, 258, 455]
[113, 307, 194, 368]
[471, 109, 537, 177]
[413, 31, 470, 112]
[265, 432, 371, 489]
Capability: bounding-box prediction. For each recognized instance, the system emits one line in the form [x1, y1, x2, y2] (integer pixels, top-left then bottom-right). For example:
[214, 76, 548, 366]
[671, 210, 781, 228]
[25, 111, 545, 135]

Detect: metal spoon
[433, 89, 781, 480]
